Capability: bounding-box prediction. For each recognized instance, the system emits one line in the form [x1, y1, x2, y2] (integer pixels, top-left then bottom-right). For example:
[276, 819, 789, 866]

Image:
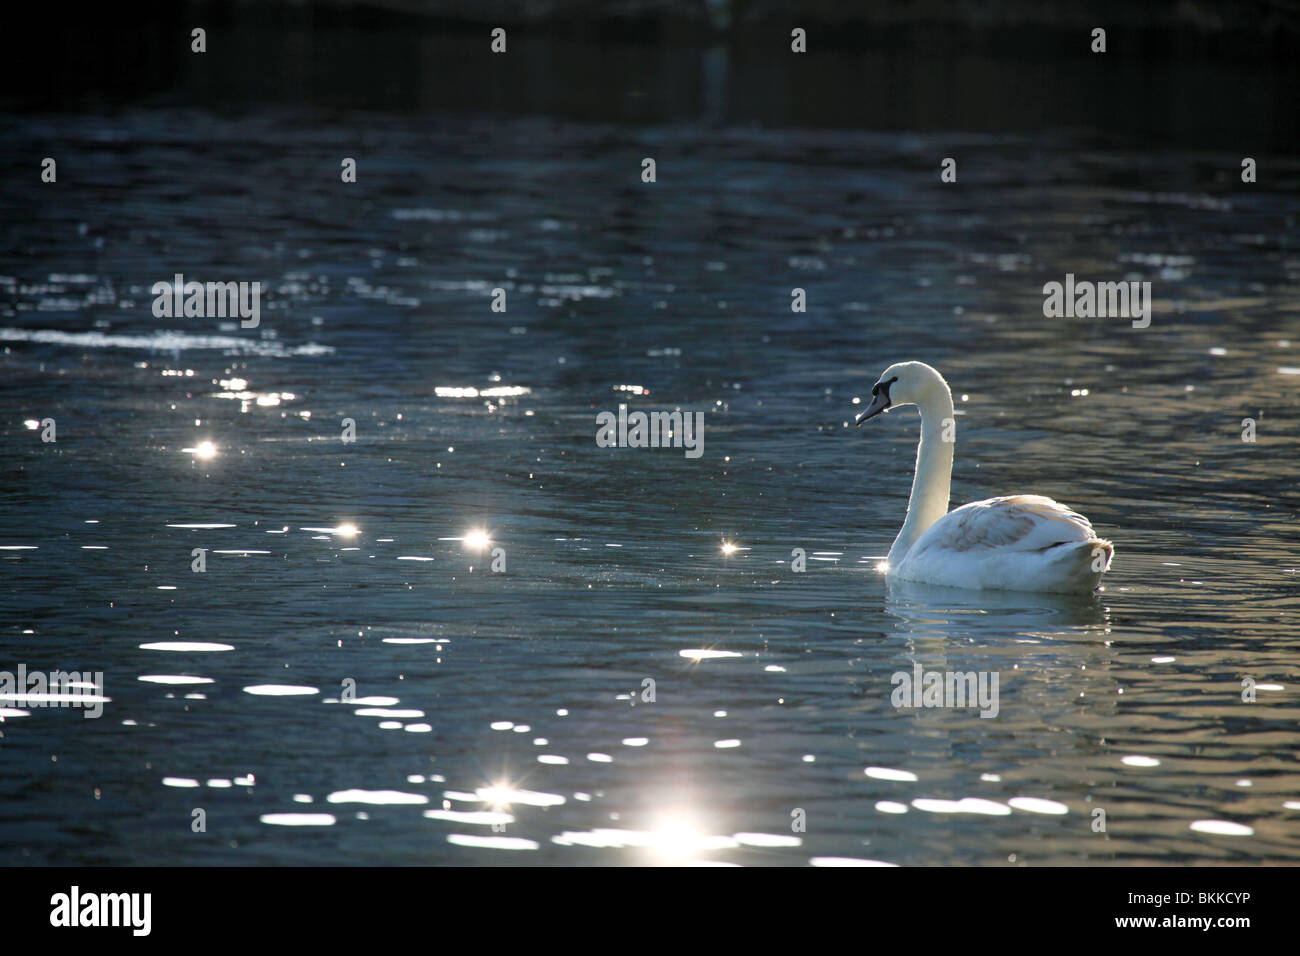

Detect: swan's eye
[872, 376, 898, 398]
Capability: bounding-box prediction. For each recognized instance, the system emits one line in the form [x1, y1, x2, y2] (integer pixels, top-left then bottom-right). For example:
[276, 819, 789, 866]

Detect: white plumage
[855, 362, 1112, 593]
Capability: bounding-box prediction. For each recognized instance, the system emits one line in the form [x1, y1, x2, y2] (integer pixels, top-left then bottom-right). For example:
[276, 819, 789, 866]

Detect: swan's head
[855, 361, 949, 425]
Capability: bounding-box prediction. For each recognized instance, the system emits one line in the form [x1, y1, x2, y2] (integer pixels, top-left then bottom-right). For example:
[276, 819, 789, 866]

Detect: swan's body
[855, 361, 1112, 593]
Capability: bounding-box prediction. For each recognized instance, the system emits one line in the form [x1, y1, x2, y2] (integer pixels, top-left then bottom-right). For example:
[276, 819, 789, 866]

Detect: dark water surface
[1, 63, 1299, 865]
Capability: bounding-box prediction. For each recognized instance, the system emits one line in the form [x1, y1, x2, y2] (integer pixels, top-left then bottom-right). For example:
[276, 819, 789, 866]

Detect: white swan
[855, 361, 1112, 593]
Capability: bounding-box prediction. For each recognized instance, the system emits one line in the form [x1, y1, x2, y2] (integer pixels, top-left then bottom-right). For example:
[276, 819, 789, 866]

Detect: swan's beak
[855, 392, 890, 425]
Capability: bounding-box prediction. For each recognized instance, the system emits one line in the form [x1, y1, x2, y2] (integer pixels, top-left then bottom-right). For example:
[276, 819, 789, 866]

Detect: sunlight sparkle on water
[478, 783, 517, 809]
[648, 814, 704, 861]
[472, 783, 566, 809]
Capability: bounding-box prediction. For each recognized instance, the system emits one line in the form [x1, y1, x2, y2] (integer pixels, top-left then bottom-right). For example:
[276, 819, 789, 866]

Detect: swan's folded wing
[911, 494, 1099, 557]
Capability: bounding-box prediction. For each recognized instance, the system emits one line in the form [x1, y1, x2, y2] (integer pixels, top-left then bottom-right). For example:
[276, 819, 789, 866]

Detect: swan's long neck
[888, 387, 954, 564]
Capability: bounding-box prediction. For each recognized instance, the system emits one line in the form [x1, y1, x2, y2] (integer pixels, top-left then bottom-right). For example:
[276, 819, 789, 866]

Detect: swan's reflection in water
[884, 577, 1110, 638]
[883, 577, 1114, 715]
[861, 579, 1117, 850]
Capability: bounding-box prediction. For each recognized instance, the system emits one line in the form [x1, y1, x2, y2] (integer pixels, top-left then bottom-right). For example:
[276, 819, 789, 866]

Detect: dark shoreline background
[4, 2, 1297, 154]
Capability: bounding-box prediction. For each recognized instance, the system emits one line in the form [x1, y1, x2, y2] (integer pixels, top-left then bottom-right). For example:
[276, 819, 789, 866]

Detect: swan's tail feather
[1040, 538, 1112, 591]
[1071, 538, 1112, 589]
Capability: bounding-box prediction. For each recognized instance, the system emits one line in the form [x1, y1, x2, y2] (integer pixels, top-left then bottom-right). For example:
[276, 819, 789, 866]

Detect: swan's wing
[911, 495, 1099, 558]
